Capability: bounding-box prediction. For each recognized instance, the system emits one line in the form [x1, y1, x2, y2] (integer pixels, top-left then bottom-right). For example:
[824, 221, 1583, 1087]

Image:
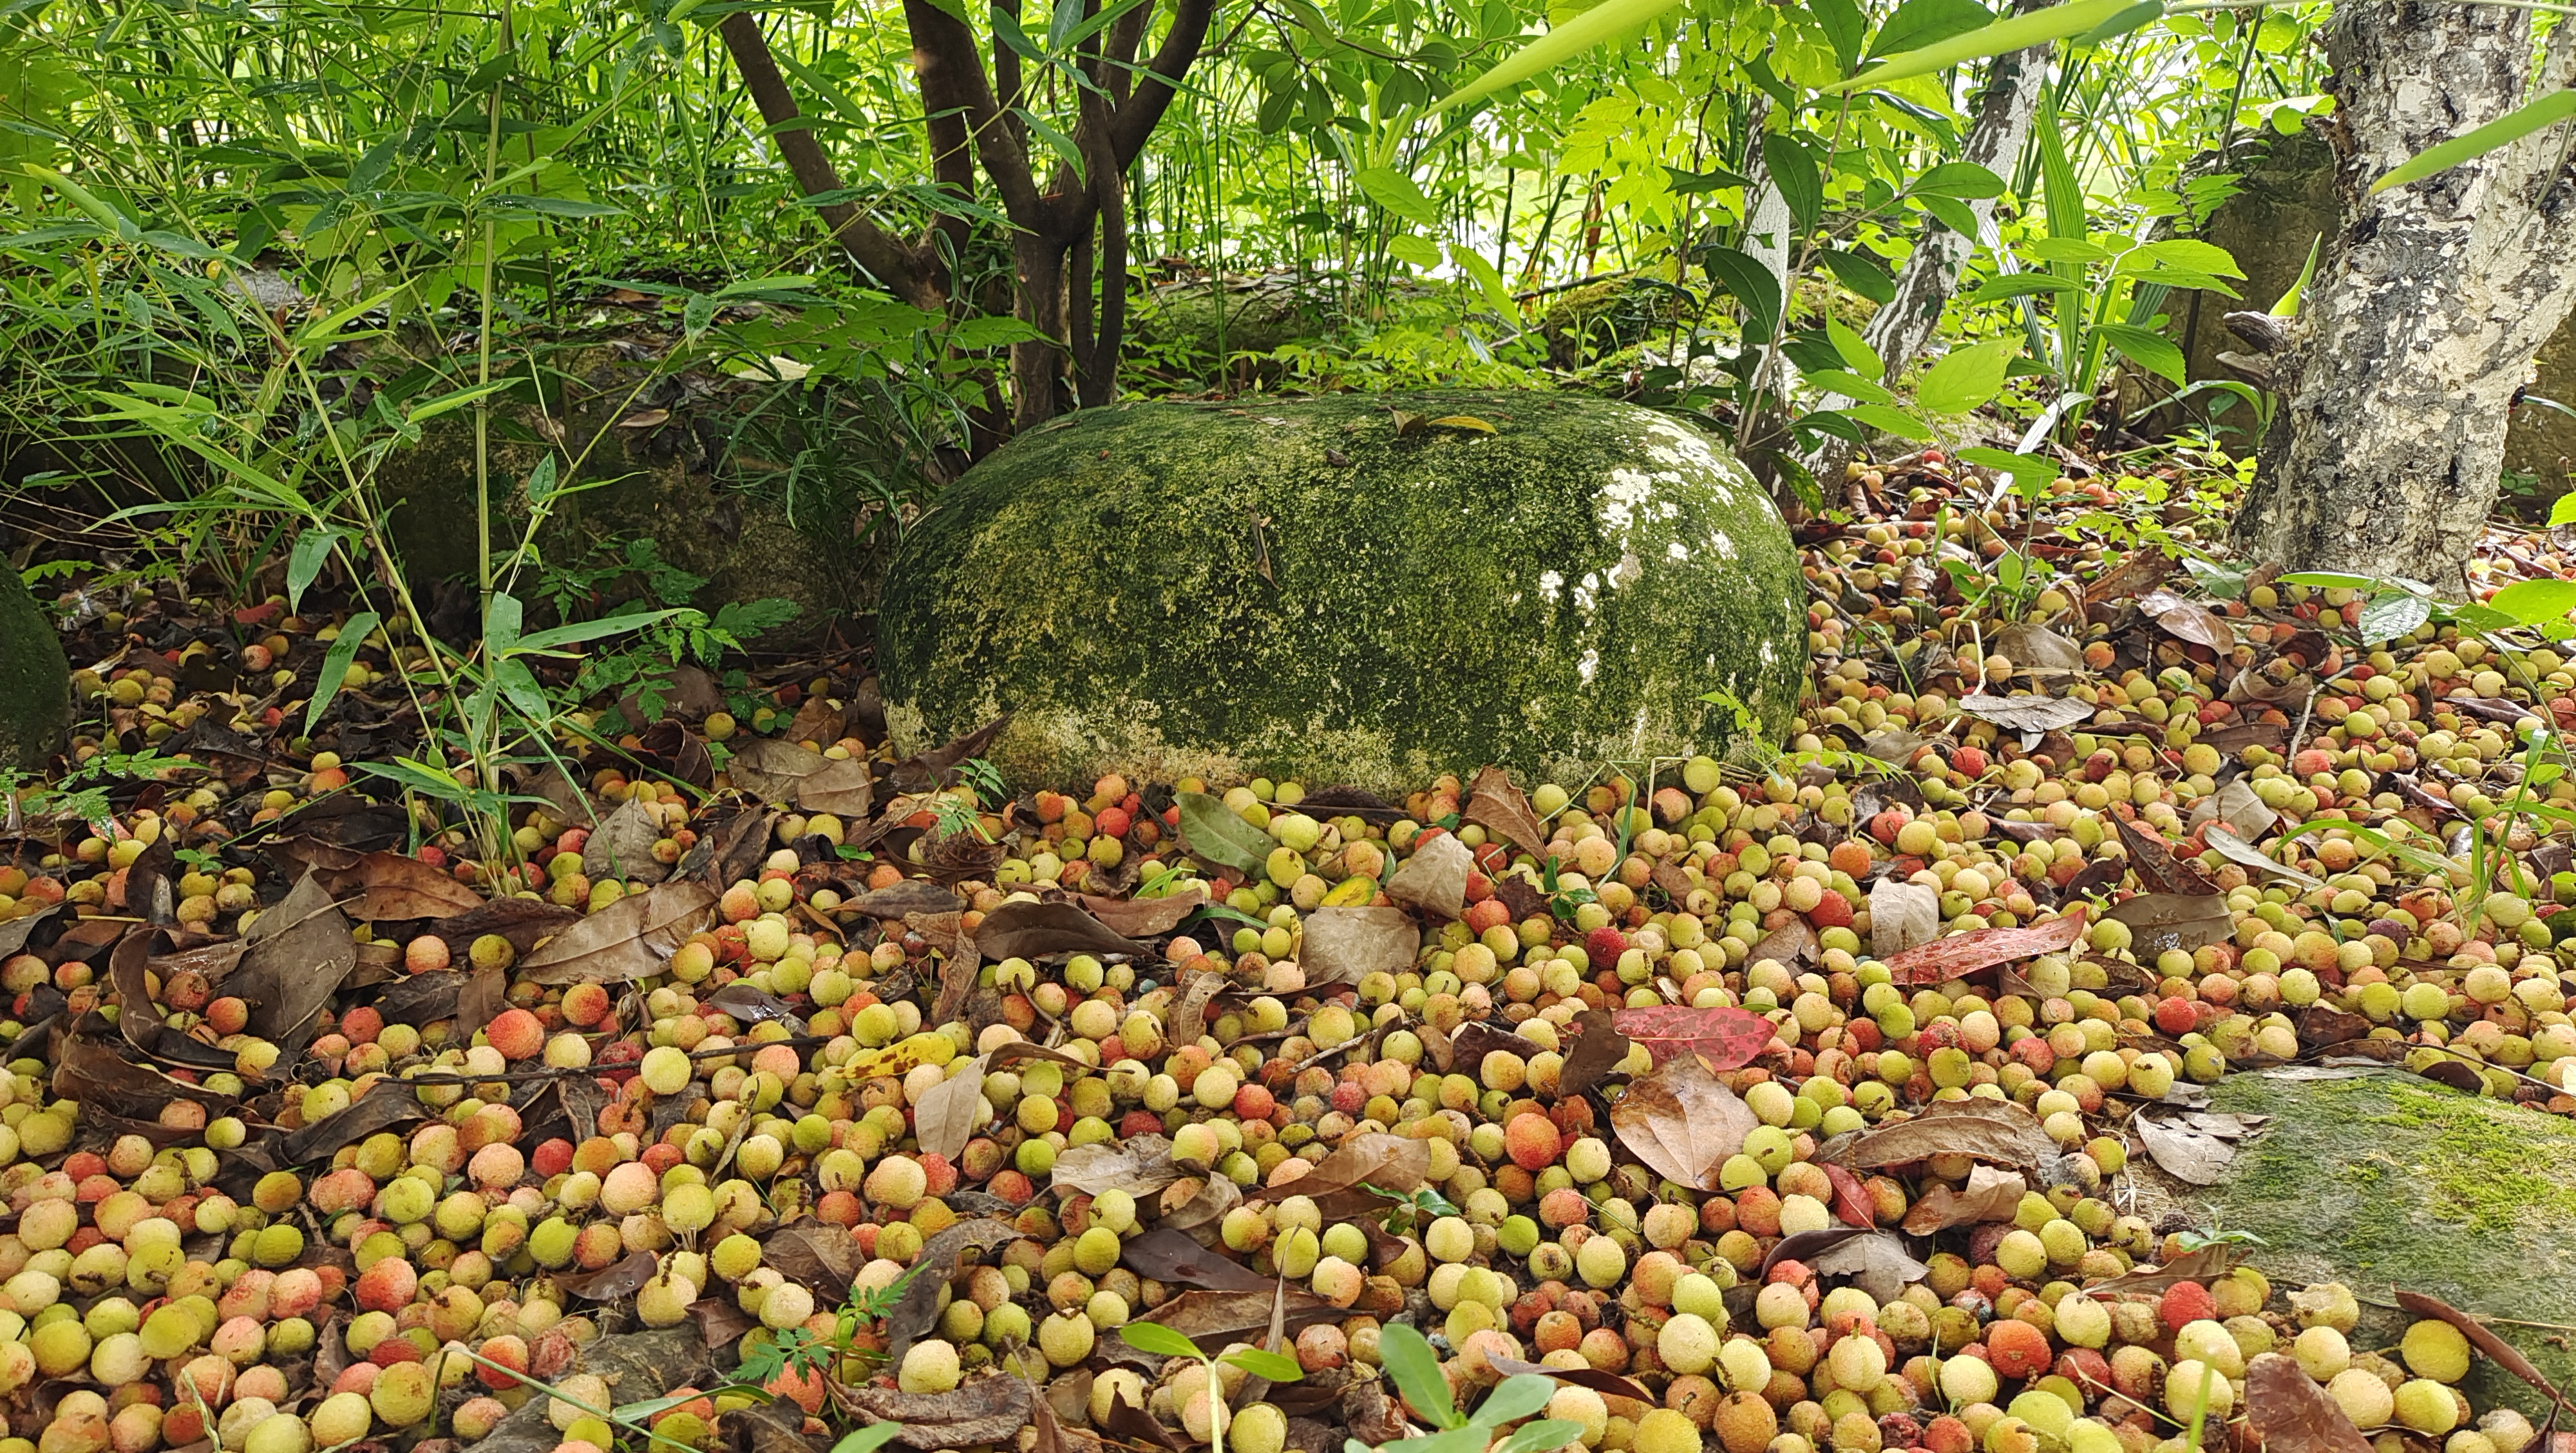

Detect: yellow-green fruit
[2401, 1321, 2472, 1384]
[251, 1224, 304, 1268]
[1039, 1310, 1095, 1367]
[371, 1362, 437, 1427]
[309, 1392, 374, 1447]
[140, 1305, 200, 1360]
[1233, 1403, 1289, 1453]
[1659, 1314, 1719, 1376]
[2164, 1362, 2232, 1422]
[30, 1320, 90, 1378]
[1636, 1409, 1701, 1453]
[1073, 1227, 1121, 1277]
[245, 1413, 314, 1453]
[899, 1340, 963, 1394]
[2395, 1381, 2462, 1436]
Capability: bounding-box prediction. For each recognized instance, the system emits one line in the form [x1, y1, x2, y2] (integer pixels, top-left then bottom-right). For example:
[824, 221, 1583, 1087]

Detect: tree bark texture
[1804, 3, 2049, 482]
[2231, 1, 2576, 585]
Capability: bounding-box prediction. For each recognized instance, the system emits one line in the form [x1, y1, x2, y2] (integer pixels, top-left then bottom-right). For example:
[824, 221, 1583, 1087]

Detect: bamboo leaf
[1821, 0, 2132, 93]
[1432, 0, 1689, 113]
[2374, 88, 2576, 193]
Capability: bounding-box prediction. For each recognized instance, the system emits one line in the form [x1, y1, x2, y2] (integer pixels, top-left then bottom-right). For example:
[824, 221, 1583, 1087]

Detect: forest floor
[6, 442, 2576, 1453]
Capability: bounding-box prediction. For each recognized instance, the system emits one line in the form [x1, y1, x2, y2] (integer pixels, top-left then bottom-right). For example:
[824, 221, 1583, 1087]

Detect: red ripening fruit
[2159, 1280, 2217, 1333]
[1503, 1112, 1562, 1172]
[1464, 900, 1511, 936]
[2153, 997, 2199, 1036]
[1808, 890, 1853, 929]
[1985, 1319, 2052, 1380]
[1827, 841, 1873, 878]
[1095, 806, 1132, 840]
[1949, 745, 1989, 777]
[1584, 927, 1628, 965]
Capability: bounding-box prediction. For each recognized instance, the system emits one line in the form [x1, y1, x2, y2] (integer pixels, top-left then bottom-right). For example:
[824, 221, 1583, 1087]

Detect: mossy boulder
[877, 390, 1805, 792]
[0, 564, 70, 772]
[1130, 277, 1338, 362]
[2187, 1069, 2576, 1416]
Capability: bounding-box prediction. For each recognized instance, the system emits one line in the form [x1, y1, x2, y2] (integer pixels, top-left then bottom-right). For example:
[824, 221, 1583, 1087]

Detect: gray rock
[2173, 1067, 2576, 1417]
[0, 564, 68, 772]
[876, 391, 1806, 792]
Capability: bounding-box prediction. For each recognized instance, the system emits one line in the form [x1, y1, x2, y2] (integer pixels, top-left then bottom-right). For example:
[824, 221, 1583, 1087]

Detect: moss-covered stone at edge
[2197, 1070, 2576, 1416]
[0, 564, 70, 772]
[877, 390, 1806, 793]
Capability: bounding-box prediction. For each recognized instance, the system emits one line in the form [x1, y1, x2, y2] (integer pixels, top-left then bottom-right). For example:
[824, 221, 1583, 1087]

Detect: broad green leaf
[2549, 491, 2576, 528]
[1871, 0, 1994, 57]
[1822, 0, 2132, 93]
[1468, 1374, 1557, 1427]
[1354, 166, 1438, 225]
[2273, 572, 2383, 589]
[305, 611, 382, 736]
[1119, 1322, 1206, 1360]
[1809, 0, 1868, 73]
[1915, 339, 2018, 415]
[1222, 1348, 1306, 1382]
[526, 455, 560, 505]
[1806, 369, 1894, 406]
[516, 608, 692, 653]
[1451, 244, 1519, 318]
[1954, 446, 2062, 489]
[1762, 133, 1823, 236]
[486, 194, 624, 218]
[1819, 247, 1896, 305]
[2022, 237, 2111, 263]
[1825, 318, 1882, 378]
[1963, 273, 2079, 303]
[1494, 1422, 1591, 1453]
[1378, 1322, 1461, 1429]
[828, 1427, 903, 1453]
[2074, 0, 2164, 45]
[1841, 403, 1933, 439]
[1915, 194, 1981, 238]
[2488, 579, 2576, 627]
[2375, 88, 2576, 193]
[287, 527, 345, 614]
[2128, 238, 2244, 277]
[405, 379, 517, 426]
[1433, 0, 1689, 113]
[2273, 234, 2320, 316]
[1700, 244, 1783, 342]
[1174, 792, 1276, 876]
[2095, 322, 2186, 385]
[1387, 233, 1444, 268]
[1911, 160, 2007, 199]
[2359, 592, 2432, 644]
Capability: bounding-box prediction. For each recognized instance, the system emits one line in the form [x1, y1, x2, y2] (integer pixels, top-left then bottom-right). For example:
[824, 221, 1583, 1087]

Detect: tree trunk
[1806, 3, 2050, 481]
[2232, 2, 2576, 585]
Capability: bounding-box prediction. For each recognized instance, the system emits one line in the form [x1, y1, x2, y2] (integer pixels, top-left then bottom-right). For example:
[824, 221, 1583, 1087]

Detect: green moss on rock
[0, 564, 69, 772]
[877, 390, 1806, 792]
[2197, 1070, 2576, 1414]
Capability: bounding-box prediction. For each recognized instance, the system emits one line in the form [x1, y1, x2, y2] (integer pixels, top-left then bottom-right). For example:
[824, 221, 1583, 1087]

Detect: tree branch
[1108, 0, 1217, 167]
[715, 12, 938, 309]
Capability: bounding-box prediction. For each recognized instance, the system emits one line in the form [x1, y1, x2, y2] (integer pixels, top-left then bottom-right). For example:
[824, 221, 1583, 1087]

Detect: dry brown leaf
[2083, 547, 2174, 606]
[1159, 1173, 1240, 1247]
[1556, 1009, 1632, 1099]
[1383, 830, 1471, 918]
[846, 880, 969, 918]
[1609, 1050, 1757, 1192]
[2081, 1243, 2239, 1295]
[2133, 1108, 2247, 1185]
[1074, 888, 1209, 938]
[726, 738, 830, 801]
[1053, 1134, 1183, 1197]
[583, 797, 671, 887]
[913, 1055, 989, 1162]
[1959, 693, 2094, 734]
[231, 871, 359, 1047]
[842, 1372, 1034, 1450]
[424, 897, 581, 954]
[909, 910, 981, 1025]
[1132, 1288, 1340, 1350]
[1276, 1132, 1430, 1220]
[1809, 1230, 1930, 1304]
[1882, 911, 2088, 986]
[278, 1078, 426, 1164]
[1461, 766, 1548, 854]
[1748, 915, 1819, 969]
[556, 1249, 659, 1300]
[2242, 1354, 2376, 1453]
[1120, 1228, 1273, 1291]
[1870, 878, 1940, 959]
[884, 1219, 1023, 1361]
[1899, 1164, 2029, 1235]
[794, 757, 875, 819]
[518, 880, 716, 985]
[330, 851, 487, 919]
[1820, 1096, 2054, 1172]
[2202, 825, 2325, 890]
[2112, 815, 2221, 896]
[1300, 906, 1419, 984]
[1486, 1356, 1654, 1407]
[974, 900, 1138, 960]
[764, 1223, 866, 1299]
[1991, 622, 2087, 673]
[1168, 968, 1228, 1050]
[2106, 892, 2235, 956]
[2139, 589, 2237, 652]
[887, 713, 1013, 793]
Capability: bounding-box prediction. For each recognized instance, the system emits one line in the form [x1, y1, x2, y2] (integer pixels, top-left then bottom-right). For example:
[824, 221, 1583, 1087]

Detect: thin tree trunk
[2233, 2, 2576, 585]
[1806, 1, 2050, 481]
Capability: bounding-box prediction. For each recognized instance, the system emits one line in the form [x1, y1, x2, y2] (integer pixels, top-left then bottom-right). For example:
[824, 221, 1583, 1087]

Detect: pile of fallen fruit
[6, 464, 2576, 1453]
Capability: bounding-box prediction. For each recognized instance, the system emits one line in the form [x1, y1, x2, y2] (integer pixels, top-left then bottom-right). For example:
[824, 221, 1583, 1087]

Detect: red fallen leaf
[1822, 1162, 1876, 1227]
[1882, 908, 2088, 986]
[1611, 1004, 1777, 1072]
[232, 601, 283, 627]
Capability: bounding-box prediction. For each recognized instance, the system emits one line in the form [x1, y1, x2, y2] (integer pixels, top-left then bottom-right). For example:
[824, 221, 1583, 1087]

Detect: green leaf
[2272, 234, 2321, 316]
[305, 612, 381, 736]
[2272, 572, 2383, 589]
[1450, 243, 1520, 318]
[1871, 0, 1993, 57]
[1467, 1374, 1557, 1427]
[516, 608, 693, 653]
[1915, 339, 2018, 414]
[287, 528, 345, 614]
[2073, 0, 2164, 45]
[1823, 0, 2132, 93]
[2095, 322, 2186, 385]
[405, 379, 517, 426]
[2487, 579, 2576, 627]
[1223, 1348, 1307, 1382]
[1378, 1322, 1461, 1429]
[1432, 0, 1689, 113]
[1355, 167, 1441, 226]
[486, 194, 624, 218]
[1119, 1322, 1207, 1360]
[2548, 491, 2576, 528]
[1911, 160, 2007, 199]
[1954, 446, 2063, 490]
[2359, 592, 2432, 644]
[1840, 403, 1933, 439]
[1915, 194, 1982, 239]
[1819, 247, 1896, 305]
[1700, 244, 1783, 342]
[2374, 87, 2576, 193]
[526, 455, 560, 505]
[1665, 164, 1749, 195]
[1387, 233, 1444, 268]
[1806, 368, 1895, 406]
[826, 1423, 903, 1453]
[1493, 1421, 1591, 1453]
[1762, 133, 1823, 236]
[1963, 273, 2079, 303]
[1174, 792, 1275, 876]
[1809, 0, 1868, 73]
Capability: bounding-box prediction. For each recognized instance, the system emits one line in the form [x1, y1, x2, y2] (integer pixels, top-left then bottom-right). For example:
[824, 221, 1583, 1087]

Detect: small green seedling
[1119, 1322, 1305, 1453]
[1350, 1322, 1583, 1453]
[1367, 1182, 1459, 1237]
